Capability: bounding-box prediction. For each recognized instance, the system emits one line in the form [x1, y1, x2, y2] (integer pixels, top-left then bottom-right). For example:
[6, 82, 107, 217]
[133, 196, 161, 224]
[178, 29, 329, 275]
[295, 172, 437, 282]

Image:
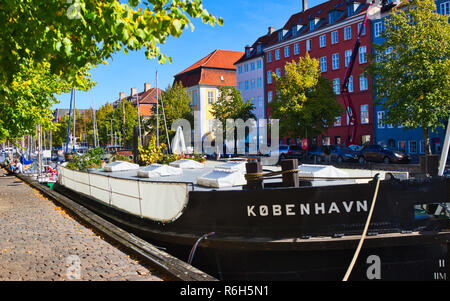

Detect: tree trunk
[423, 127, 432, 155]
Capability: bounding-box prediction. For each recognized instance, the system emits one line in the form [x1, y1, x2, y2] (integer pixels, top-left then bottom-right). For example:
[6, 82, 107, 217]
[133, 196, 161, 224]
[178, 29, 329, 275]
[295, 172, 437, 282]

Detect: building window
[238, 82, 243, 91]
[275, 49, 281, 60]
[245, 81, 249, 91]
[258, 96, 263, 108]
[362, 135, 371, 145]
[267, 71, 272, 84]
[292, 25, 297, 37]
[441, 2, 450, 15]
[344, 26, 351, 40]
[359, 46, 367, 64]
[306, 39, 312, 51]
[320, 56, 327, 72]
[357, 22, 366, 35]
[345, 50, 352, 67]
[257, 60, 262, 69]
[309, 19, 315, 31]
[207, 91, 214, 104]
[192, 91, 197, 106]
[409, 141, 417, 154]
[333, 78, 340, 95]
[268, 91, 273, 103]
[284, 46, 290, 58]
[319, 34, 326, 47]
[246, 49, 251, 57]
[360, 104, 369, 124]
[257, 45, 262, 53]
[267, 52, 272, 63]
[275, 68, 281, 77]
[257, 77, 262, 88]
[359, 74, 368, 91]
[251, 79, 255, 89]
[294, 43, 300, 55]
[251, 62, 255, 71]
[331, 31, 338, 44]
[244, 64, 248, 72]
[332, 53, 339, 70]
[348, 75, 353, 92]
[334, 116, 342, 127]
[377, 111, 385, 128]
[374, 22, 383, 37]
[238, 65, 242, 74]
[278, 31, 283, 41]
[398, 141, 407, 152]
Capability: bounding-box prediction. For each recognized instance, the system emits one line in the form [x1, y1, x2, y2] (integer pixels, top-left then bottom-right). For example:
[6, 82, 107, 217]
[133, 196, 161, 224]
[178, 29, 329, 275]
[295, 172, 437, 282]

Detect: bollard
[245, 159, 264, 190]
[281, 159, 299, 188]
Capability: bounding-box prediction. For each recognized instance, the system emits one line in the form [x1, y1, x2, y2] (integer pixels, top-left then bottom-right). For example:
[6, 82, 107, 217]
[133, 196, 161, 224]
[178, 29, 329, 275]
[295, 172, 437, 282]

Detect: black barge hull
[53, 174, 450, 281]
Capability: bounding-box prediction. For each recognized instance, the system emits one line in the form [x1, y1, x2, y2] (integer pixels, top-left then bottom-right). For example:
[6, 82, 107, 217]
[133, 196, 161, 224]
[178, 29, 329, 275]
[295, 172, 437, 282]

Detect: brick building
[264, 0, 374, 147]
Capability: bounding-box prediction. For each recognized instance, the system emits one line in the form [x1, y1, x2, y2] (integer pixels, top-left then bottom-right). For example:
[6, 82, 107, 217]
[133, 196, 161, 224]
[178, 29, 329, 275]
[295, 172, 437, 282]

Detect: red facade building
[264, 0, 374, 147]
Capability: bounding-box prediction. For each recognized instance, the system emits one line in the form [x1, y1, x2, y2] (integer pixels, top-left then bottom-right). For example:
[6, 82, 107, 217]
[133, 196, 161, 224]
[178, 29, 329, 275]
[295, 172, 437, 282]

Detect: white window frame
[294, 43, 300, 55]
[268, 91, 273, 103]
[250, 62, 255, 71]
[359, 46, 367, 64]
[357, 22, 366, 35]
[306, 39, 312, 51]
[251, 79, 255, 89]
[207, 91, 214, 104]
[344, 26, 351, 40]
[257, 77, 262, 88]
[331, 31, 338, 44]
[275, 68, 281, 77]
[359, 74, 368, 91]
[257, 60, 262, 69]
[333, 78, 340, 95]
[360, 104, 369, 125]
[409, 140, 417, 154]
[374, 22, 383, 38]
[284, 46, 290, 58]
[348, 75, 353, 92]
[275, 49, 281, 60]
[345, 50, 352, 67]
[440, 2, 450, 15]
[334, 116, 342, 127]
[320, 56, 327, 72]
[267, 52, 272, 63]
[245, 81, 249, 91]
[377, 111, 385, 128]
[267, 71, 272, 84]
[319, 34, 326, 48]
[244, 64, 248, 72]
[332, 53, 339, 70]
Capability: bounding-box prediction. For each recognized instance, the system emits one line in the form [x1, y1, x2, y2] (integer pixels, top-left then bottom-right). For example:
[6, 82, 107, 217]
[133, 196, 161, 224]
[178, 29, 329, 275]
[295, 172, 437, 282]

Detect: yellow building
[173, 49, 244, 146]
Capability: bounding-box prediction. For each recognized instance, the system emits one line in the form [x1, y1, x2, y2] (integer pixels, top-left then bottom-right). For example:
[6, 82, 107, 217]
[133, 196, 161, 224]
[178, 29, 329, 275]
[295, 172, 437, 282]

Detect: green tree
[210, 86, 256, 125]
[0, 0, 221, 142]
[368, 0, 450, 154]
[269, 53, 342, 140]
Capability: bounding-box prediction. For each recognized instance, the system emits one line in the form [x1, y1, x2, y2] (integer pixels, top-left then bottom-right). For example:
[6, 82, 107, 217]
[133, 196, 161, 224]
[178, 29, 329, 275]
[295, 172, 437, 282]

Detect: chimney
[302, 0, 308, 11]
[268, 26, 275, 35]
[144, 82, 152, 92]
[119, 92, 125, 100]
[131, 88, 137, 96]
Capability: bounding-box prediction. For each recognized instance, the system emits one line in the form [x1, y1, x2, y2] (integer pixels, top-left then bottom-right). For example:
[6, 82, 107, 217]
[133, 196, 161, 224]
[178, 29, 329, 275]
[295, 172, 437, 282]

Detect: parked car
[357, 144, 410, 164]
[348, 144, 363, 152]
[328, 145, 360, 163]
[307, 146, 324, 162]
[279, 144, 303, 162]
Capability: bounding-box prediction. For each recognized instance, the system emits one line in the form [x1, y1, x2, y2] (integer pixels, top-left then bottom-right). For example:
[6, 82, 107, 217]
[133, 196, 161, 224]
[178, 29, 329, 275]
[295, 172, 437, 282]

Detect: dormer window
[257, 45, 262, 54]
[292, 25, 297, 37]
[309, 19, 315, 31]
[329, 11, 336, 24]
[348, 1, 362, 17]
[278, 31, 283, 41]
[246, 48, 251, 57]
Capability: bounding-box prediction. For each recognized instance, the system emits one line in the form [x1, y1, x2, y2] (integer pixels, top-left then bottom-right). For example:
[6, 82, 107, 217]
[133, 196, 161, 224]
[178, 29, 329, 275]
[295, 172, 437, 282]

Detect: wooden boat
[53, 160, 450, 281]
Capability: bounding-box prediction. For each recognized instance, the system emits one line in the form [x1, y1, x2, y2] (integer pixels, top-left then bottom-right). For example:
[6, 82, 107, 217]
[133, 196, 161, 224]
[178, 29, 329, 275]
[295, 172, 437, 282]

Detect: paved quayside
[0, 170, 164, 281]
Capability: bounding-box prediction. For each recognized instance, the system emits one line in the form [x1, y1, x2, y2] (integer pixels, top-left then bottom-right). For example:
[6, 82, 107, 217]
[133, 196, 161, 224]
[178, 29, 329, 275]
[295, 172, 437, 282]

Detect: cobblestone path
[0, 171, 164, 281]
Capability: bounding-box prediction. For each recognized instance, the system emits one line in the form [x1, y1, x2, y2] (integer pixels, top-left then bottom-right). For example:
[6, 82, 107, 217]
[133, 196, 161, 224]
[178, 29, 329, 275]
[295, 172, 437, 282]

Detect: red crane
[341, 1, 381, 146]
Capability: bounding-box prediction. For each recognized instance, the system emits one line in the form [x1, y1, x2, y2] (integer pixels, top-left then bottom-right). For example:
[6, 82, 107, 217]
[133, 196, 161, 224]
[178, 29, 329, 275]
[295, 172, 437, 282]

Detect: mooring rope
[188, 232, 216, 265]
[342, 174, 381, 281]
[244, 169, 300, 181]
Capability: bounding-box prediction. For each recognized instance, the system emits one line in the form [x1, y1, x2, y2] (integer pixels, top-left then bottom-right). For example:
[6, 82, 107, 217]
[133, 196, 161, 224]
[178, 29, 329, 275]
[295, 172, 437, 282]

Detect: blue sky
[54, 0, 327, 110]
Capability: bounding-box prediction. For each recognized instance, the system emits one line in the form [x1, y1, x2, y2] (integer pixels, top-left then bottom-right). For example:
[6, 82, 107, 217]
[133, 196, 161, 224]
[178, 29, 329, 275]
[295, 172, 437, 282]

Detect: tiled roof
[235, 30, 278, 65]
[174, 49, 244, 77]
[265, 0, 369, 48]
[112, 87, 162, 108]
[173, 49, 243, 88]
